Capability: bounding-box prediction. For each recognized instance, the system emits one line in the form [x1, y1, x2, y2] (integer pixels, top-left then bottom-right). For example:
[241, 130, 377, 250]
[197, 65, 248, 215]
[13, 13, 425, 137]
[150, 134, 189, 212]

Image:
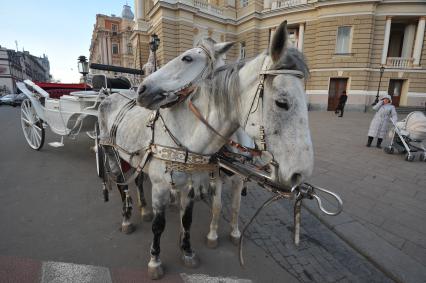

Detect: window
[112, 43, 119, 55]
[287, 29, 298, 48]
[127, 43, 133, 54]
[240, 0, 248, 8]
[335, 26, 352, 54]
[240, 42, 246, 59]
[112, 24, 118, 36]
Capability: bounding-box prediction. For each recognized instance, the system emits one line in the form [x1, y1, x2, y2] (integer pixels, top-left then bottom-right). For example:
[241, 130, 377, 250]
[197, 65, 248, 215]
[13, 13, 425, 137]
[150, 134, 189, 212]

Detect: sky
[0, 0, 134, 83]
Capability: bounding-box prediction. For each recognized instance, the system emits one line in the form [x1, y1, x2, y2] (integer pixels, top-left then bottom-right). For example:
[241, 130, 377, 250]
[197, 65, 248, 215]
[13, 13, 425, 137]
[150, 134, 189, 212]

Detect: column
[298, 23, 305, 52]
[381, 16, 392, 65]
[134, 0, 144, 20]
[264, 0, 272, 9]
[401, 24, 416, 58]
[413, 17, 425, 66]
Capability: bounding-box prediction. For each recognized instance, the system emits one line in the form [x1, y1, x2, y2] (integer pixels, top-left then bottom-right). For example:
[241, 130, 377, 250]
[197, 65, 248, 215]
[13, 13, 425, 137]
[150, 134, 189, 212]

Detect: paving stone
[401, 241, 426, 266]
[334, 221, 426, 283]
[364, 222, 406, 249]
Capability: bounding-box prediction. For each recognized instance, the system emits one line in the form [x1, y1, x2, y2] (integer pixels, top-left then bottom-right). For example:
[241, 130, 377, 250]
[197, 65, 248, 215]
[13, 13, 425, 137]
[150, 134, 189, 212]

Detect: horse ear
[270, 20, 288, 63]
[214, 42, 235, 57]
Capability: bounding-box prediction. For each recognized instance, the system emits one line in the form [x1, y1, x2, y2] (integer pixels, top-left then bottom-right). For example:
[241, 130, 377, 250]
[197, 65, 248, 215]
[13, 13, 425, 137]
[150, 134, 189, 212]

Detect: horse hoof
[229, 234, 240, 246]
[148, 264, 164, 280]
[206, 238, 218, 249]
[121, 223, 135, 234]
[141, 212, 153, 222]
[182, 253, 199, 268]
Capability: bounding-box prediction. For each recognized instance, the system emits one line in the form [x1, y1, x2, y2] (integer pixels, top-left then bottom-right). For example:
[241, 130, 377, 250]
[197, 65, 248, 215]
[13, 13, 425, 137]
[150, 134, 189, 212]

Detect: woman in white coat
[367, 94, 398, 148]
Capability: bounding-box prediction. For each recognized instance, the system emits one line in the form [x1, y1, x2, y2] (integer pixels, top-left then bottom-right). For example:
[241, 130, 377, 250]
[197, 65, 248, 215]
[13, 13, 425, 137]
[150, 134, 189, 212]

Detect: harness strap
[188, 99, 262, 157]
[108, 99, 136, 145]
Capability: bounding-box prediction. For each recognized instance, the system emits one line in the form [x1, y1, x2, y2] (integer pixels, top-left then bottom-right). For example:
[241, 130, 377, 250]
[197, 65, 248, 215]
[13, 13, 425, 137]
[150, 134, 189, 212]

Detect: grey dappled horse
[98, 21, 313, 279]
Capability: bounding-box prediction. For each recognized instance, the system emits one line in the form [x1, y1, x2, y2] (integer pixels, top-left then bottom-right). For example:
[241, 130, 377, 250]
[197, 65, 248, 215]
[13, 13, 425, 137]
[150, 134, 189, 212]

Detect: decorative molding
[310, 67, 426, 73]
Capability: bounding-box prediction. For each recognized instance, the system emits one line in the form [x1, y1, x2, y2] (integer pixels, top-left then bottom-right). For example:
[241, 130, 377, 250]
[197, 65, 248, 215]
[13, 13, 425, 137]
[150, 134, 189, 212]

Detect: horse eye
[182, 55, 193, 62]
[275, 99, 290, 111]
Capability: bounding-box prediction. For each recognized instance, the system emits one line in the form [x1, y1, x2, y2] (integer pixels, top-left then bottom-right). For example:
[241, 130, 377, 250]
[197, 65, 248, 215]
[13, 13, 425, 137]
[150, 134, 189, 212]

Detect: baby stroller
[384, 111, 426, 161]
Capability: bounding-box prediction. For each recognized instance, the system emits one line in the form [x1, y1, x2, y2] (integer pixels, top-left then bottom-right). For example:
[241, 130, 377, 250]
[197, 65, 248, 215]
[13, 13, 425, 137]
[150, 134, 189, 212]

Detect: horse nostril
[139, 85, 147, 95]
[291, 173, 302, 187]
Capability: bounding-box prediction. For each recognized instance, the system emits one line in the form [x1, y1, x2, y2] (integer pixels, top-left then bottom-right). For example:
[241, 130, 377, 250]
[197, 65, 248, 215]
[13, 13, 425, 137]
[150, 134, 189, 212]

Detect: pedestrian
[366, 94, 397, 148]
[335, 90, 348, 117]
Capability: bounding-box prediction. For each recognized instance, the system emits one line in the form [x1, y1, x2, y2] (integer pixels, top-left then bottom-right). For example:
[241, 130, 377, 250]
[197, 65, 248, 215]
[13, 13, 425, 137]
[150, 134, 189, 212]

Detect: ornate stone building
[90, 0, 426, 109]
[0, 47, 51, 94]
[89, 4, 136, 75]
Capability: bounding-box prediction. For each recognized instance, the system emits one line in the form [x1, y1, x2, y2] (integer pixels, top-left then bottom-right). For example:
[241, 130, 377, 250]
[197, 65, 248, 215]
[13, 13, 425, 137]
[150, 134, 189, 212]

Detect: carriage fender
[67, 113, 98, 133]
[16, 82, 47, 121]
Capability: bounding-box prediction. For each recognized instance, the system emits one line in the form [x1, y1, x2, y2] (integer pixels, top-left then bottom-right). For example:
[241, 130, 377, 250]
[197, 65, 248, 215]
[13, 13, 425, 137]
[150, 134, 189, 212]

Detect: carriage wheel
[95, 122, 105, 178]
[384, 146, 394, 154]
[404, 153, 415, 162]
[21, 99, 45, 150]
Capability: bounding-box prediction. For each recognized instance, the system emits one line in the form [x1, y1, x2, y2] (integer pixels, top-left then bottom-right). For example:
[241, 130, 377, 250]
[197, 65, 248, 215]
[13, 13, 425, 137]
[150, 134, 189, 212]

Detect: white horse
[98, 21, 313, 279]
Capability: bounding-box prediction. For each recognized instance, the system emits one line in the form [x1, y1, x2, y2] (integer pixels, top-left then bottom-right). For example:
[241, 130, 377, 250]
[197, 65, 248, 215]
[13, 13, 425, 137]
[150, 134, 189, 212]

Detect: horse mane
[196, 47, 309, 121]
[199, 61, 244, 121]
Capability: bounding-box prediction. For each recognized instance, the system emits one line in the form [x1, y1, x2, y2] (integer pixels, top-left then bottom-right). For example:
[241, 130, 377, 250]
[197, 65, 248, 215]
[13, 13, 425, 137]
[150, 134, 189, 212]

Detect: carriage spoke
[33, 124, 42, 132]
[34, 128, 42, 140]
[22, 117, 31, 125]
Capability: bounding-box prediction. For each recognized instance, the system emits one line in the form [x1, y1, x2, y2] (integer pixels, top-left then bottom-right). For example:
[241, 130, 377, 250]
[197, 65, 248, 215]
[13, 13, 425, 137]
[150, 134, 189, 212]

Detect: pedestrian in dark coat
[335, 90, 348, 117]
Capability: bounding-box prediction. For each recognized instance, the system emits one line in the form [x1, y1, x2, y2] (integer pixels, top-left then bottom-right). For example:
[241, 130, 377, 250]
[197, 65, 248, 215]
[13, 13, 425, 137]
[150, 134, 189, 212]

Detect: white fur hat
[381, 94, 392, 102]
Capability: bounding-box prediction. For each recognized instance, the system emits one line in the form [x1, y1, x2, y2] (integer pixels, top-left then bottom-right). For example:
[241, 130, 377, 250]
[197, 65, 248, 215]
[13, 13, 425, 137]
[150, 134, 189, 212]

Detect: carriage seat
[69, 91, 99, 98]
[91, 75, 131, 91]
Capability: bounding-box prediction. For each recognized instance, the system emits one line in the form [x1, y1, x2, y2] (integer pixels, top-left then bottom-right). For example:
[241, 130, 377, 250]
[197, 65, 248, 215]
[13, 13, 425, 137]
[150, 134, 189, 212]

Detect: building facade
[90, 0, 426, 110]
[0, 47, 51, 94]
[89, 5, 137, 76]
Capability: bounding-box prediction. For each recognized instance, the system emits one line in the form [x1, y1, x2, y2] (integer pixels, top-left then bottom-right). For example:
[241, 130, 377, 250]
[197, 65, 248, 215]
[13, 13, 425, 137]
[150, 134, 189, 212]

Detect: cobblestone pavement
[220, 183, 392, 283]
[218, 111, 426, 283]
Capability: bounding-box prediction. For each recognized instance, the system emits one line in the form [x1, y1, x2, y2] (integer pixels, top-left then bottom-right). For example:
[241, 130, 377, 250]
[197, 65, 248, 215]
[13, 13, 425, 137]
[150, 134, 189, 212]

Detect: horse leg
[135, 173, 153, 222]
[103, 146, 134, 234]
[148, 192, 168, 280]
[230, 177, 244, 245]
[117, 176, 135, 234]
[180, 182, 199, 268]
[206, 173, 222, 248]
[99, 145, 109, 202]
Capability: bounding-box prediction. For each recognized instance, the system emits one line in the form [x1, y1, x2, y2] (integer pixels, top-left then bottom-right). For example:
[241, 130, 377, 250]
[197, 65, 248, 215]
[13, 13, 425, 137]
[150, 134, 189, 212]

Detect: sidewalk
[306, 111, 426, 283]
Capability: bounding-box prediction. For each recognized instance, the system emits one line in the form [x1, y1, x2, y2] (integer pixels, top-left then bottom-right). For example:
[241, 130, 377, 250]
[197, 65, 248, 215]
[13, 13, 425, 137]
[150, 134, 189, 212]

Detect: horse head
[241, 21, 314, 188]
[137, 38, 234, 110]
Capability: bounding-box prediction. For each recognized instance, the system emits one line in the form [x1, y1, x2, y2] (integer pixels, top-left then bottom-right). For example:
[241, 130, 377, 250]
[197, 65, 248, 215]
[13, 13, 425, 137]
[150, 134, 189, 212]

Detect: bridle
[162, 45, 214, 107]
[243, 57, 305, 152]
[188, 56, 306, 184]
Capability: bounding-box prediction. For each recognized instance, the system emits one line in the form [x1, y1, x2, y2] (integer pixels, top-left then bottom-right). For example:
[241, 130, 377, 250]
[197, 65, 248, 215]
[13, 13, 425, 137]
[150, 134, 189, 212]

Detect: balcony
[193, 0, 223, 15]
[386, 57, 414, 68]
[271, 0, 308, 10]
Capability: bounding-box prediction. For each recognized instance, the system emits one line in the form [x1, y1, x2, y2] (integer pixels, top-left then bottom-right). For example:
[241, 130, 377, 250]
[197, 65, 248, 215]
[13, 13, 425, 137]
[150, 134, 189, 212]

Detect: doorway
[328, 78, 348, 111]
[388, 79, 405, 107]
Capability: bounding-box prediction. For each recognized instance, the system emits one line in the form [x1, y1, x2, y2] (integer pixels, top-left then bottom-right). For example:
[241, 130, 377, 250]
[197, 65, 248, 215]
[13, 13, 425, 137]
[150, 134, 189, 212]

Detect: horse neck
[159, 85, 237, 155]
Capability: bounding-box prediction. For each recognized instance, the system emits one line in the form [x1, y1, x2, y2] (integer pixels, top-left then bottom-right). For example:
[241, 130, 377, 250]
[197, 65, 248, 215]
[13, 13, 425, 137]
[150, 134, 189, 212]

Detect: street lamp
[373, 66, 385, 105]
[149, 34, 160, 71]
[78, 55, 89, 90]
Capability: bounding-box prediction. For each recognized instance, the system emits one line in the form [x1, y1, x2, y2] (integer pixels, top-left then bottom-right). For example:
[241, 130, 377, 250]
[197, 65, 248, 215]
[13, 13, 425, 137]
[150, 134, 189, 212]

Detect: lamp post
[149, 34, 160, 71]
[373, 66, 385, 105]
[78, 55, 89, 90]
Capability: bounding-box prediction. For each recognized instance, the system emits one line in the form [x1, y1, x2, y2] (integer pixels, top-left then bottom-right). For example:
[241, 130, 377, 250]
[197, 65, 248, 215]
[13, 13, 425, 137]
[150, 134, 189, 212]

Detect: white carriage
[17, 79, 102, 150]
